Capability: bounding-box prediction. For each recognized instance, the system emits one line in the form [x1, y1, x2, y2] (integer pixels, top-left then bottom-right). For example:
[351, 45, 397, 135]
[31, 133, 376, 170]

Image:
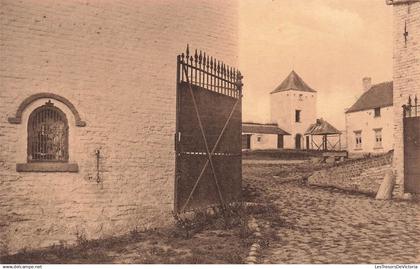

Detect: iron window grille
[27, 101, 69, 162]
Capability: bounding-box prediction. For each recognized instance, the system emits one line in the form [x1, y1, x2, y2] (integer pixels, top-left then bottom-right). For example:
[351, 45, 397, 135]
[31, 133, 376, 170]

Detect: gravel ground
[243, 162, 420, 264]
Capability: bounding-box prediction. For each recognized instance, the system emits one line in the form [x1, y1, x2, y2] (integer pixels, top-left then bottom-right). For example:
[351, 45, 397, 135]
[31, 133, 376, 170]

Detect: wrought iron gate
[403, 95, 420, 194]
[175, 46, 243, 213]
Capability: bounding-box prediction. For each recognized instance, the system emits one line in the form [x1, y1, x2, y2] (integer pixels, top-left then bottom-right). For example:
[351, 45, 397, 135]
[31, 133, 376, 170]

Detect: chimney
[362, 77, 372, 92]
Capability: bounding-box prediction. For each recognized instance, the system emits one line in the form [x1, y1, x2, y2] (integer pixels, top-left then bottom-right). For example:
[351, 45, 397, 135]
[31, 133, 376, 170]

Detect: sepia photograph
[0, 0, 419, 267]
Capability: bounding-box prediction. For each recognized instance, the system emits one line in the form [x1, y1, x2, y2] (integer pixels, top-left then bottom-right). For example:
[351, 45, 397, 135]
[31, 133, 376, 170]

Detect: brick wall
[0, 0, 238, 254]
[308, 152, 393, 195]
[391, 1, 420, 195]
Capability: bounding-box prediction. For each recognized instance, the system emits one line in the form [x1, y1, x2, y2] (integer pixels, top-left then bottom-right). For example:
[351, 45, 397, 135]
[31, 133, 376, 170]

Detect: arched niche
[8, 92, 86, 127]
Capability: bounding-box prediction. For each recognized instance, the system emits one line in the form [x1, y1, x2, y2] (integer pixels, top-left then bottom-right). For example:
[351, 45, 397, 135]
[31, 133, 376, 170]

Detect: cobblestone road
[243, 163, 420, 264]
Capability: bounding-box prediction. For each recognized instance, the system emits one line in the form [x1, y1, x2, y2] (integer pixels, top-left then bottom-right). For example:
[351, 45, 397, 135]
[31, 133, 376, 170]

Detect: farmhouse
[345, 79, 394, 154]
[270, 70, 317, 149]
[242, 122, 290, 150]
[0, 0, 239, 254]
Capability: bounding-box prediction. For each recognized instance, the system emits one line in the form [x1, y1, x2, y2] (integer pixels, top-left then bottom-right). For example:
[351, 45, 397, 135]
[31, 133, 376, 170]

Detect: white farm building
[345, 78, 393, 154]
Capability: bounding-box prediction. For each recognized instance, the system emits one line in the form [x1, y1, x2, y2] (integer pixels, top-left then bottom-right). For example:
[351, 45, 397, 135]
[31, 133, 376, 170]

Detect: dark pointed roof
[345, 81, 393, 113]
[242, 122, 290, 135]
[270, 70, 317, 94]
[305, 118, 341, 135]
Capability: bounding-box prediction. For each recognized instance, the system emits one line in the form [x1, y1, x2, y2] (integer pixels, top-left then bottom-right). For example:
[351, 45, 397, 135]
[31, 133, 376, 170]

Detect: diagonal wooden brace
[180, 65, 240, 212]
[181, 65, 225, 210]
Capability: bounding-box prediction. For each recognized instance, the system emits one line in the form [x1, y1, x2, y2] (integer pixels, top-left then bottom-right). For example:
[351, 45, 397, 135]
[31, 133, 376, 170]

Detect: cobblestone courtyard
[243, 161, 420, 264]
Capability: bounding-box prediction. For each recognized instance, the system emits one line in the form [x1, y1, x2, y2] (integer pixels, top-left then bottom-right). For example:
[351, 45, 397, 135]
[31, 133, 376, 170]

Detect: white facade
[345, 106, 394, 154]
[270, 90, 317, 149]
[243, 133, 279, 150]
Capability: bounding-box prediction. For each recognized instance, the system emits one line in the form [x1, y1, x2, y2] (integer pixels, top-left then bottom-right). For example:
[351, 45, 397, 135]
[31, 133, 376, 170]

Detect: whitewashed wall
[271, 90, 317, 149]
[345, 106, 394, 154]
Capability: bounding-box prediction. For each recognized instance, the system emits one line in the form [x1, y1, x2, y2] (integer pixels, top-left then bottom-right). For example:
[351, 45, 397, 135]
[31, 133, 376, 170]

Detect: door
[295, 134, 302, 149]
[277, 134, 283, 149]
[306, 136, 310, 150]
[242, 134, 251, 149]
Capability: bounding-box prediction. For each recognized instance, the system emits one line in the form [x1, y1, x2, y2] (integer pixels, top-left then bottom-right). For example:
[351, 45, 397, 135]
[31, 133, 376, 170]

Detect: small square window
[257, 136, 262, 142]
[374, 107, 381, 117]
[374, 129, 382, 148]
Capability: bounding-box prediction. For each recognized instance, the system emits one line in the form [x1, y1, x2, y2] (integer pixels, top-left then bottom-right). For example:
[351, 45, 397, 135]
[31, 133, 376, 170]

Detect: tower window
[295, 110, 301, 123]
[374, 129, 382, 148]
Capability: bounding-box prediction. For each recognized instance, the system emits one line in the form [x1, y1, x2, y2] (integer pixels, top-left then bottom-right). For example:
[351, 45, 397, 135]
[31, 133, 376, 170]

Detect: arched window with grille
[27, 100, 69, 162]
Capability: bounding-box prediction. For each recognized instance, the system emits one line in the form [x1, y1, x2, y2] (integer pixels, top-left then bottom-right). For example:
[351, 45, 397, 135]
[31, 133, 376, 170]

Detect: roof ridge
[370, 81, 393, 88]
[346, 80, 393, 114]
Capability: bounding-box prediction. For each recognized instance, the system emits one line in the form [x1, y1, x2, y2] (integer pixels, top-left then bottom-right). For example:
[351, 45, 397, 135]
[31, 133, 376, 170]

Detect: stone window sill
[373, 147, 383, 150]
[16, 162, 79, 172]
[354, 148, 363, 151]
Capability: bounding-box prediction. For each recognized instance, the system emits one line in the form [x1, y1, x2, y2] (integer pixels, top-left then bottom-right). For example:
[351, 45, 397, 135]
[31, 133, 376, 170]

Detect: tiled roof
[346, 81, 393, 113]
[305, 118, 341, 135]
[242, 122, 290, 135]
[270, 70, 317, 94]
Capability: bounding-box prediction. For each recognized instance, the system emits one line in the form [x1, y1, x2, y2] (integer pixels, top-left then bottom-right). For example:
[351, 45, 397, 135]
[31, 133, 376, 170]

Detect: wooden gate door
[403, 96, 420, 194]
[175, 46, 243, 212]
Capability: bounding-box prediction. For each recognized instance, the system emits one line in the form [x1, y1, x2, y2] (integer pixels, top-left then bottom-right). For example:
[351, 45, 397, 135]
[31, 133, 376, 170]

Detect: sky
[239, 0, 393, 130]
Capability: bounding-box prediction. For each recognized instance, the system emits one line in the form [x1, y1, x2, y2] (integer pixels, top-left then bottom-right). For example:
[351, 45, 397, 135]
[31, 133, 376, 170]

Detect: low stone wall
[242, 149, 323, 160]
[308, 152, 393, 196]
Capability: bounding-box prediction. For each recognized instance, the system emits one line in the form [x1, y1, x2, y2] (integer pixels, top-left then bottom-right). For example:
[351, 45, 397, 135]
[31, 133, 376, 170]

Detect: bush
[173, 203, 250, 239]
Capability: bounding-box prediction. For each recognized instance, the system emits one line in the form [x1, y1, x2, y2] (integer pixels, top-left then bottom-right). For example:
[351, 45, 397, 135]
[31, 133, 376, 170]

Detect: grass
[1, 207, 254, 264]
